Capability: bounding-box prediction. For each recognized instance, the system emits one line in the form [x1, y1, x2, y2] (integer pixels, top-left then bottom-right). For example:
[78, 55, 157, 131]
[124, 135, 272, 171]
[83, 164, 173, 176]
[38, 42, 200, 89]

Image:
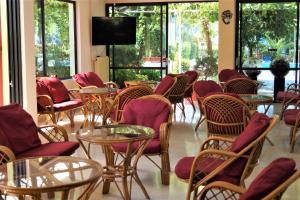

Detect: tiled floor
[48, 103, 300, 200]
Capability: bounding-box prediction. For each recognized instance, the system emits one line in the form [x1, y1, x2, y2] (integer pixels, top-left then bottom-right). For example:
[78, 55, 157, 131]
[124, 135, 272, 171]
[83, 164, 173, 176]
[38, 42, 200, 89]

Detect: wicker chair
[277, 83, 300, 119]
[193, 80, 223, 131]
[164, 74, 188, 117]
[218, 69, 244, 82]
[184, 70, 199, 112]
[103, 85, 153, 124]
[224, 78, 258, 94]
[175, 113, 278, 200]
[0, 104, 79, 161]
[197, 158, 299, 200]
[202, 93, 252, 138]
[112, 95, 173, 185]
[36, 77, 84, 127]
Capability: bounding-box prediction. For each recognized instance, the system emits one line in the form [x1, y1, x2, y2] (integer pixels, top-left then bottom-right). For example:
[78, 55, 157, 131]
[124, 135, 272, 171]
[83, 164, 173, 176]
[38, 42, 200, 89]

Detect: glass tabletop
[240, 94, 273, 103]
[79, 87, 117, 95]
[77, 124, 155, 144]
[0, 156, 102, 191]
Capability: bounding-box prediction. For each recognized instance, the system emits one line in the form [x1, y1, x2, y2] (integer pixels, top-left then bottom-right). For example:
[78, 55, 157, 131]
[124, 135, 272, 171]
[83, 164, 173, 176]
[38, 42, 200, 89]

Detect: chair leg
[181, 102, 186, 118]
[161, 152, 170, 185]
[187, 97, 196, 112]
[290, 127, 297, 153]
[66, 110, 75, 127]
[195, 113, 203, 131]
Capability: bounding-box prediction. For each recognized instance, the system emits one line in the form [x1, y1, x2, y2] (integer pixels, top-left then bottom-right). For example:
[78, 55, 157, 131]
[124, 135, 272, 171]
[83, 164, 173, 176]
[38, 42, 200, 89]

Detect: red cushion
[73, 73, 88, 87]
[184, 71, 198, 84]
[39, 77, 70, 103]
[218, 69, 241, 82]
[240, 158, 296, 200]
[175, 157, 240, 185]
[85, 72, 105, 88]
[154, 76, 175, 95]
[16, 141, 79, 159]
[230, 112, 270, 153]
[276, 91, 300, 103]
[112, 139, 161, 154]
[283, 109, 300, 126]
[0, 104, 41, 155]
[122, 98, 171, 139]
[193, 80, 223, 97]
[53, 99, 83, 111]
[36, 79, 52, 108]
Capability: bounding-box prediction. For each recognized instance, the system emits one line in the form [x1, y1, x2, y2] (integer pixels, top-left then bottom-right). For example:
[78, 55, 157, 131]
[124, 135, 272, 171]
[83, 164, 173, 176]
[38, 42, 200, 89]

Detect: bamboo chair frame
[103, 85, 154, 124]
[202, 94, 252, 138]
[117, 94, 174, 185]
[278, 83, 300, 119]
[197, 168, 300, 200]
[181, 115, 278, 200]
[164, 75, 188, 117]
[224, 78, 258, 95]
[0, 124, 70, 162]
[184, 71, 200, 112]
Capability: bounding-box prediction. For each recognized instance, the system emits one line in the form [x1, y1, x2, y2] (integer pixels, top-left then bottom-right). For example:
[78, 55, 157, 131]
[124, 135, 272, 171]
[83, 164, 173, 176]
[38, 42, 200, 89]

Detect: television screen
[92, 17, 136, 45]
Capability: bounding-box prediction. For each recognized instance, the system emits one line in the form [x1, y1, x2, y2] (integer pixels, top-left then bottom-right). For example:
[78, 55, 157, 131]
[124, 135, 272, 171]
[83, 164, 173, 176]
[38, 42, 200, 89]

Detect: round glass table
[0, 156, 103, 200]
[76, 124, 154, 200]
[240, 94, 273, 114]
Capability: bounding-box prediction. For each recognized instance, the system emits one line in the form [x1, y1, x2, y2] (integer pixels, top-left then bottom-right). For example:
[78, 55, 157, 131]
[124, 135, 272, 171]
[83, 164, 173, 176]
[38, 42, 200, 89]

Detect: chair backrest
[184, 70, 199, 97]
[106, 85, 154, 123]
[121, 95, 173, 139]
[193, 80, 223, 98]
[0, 104, 41, 155]
[165, 74, 188, 104]
[154, 75, 177, 96]
[224, 78, 258, 94]
[73, 72, 105, 88]
[37, 77, 70, 103]
[240, 158, 298, 200]
[218, 69, 242, 82]
[202, 93, 251, 137]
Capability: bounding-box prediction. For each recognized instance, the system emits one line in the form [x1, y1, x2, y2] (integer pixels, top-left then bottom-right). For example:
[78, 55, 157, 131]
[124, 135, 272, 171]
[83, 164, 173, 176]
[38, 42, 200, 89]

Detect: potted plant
[270, 57, 290, 100]
[242, 57, 262, 80]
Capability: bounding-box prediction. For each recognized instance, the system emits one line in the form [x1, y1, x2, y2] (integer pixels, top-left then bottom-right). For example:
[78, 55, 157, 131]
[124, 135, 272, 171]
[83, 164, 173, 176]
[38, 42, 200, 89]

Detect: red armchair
[218, 69, 244, 82]
[36, 77, 84, 127]
[0, 104, 79, 160]
[193, 80, 223, 131]
[224, 78, 258, 94]
[184, 70, 199, 112]
[154, 75, 177, 96]
[112, 95, 173, 185]
[198, 158, 299, 200]
[277, 83, 300, 119]
[175, 113, 278, 199]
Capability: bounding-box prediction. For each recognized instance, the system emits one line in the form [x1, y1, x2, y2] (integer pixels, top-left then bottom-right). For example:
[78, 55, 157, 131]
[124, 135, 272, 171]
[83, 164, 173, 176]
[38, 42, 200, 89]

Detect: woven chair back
[165, 75, 188, 104]
[224, 78, 258, 94]
[184, 71, 199, 97]
[202, 94, 251, 137]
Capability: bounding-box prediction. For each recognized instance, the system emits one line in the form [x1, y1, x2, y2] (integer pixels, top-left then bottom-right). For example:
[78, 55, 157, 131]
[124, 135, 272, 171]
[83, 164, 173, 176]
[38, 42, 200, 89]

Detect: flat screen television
[92, 17, 136, 45]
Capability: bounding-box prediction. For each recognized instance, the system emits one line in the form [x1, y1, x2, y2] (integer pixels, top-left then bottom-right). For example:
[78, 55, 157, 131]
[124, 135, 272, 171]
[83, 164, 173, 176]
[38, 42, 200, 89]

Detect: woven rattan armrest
[38, 124, 69, 143]
[37, 95, 54, 108]
[105, 81, 118, 89]
[200, 136, 235, 151]
[160, 122, 172, 151]
[0, 145, 15, 164]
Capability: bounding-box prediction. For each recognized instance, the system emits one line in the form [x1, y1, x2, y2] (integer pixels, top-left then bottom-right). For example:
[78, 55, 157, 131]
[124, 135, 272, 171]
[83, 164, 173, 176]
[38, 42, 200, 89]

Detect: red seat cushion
[240, 158, 296, 200]
[122, 98, 171, 139]
[112, 139, 161, 154]
[16, 142, 80, 159]
[154, 76, 175, 95]
[193, 80, 223, 97]
[39, 77, 70, 103]
[283, 109, 300, 126]
[0, 104, 41, 155]
[230, 112, 270, 153]
[175, 157, 240, 185]
[276, 91, 300, 103]
[53, 99, 83, 111]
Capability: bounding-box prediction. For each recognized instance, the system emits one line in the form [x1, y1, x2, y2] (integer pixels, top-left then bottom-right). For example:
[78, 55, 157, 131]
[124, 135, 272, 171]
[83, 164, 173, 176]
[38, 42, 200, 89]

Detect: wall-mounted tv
[92, 17, 136, 45]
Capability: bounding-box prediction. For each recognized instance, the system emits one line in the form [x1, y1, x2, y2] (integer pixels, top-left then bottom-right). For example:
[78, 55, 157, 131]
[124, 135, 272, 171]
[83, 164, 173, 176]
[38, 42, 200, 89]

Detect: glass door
[237, 2, 298, 96]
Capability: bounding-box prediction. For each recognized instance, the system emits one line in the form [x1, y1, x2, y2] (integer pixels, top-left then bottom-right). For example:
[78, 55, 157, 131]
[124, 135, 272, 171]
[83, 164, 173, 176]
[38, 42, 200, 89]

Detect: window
[35, 0, 77, 78]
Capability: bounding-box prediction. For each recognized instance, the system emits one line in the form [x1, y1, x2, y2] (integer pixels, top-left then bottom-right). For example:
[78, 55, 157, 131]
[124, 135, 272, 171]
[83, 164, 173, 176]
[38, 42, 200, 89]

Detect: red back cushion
[219, 69, 241, 82]
[193, 80, 223, 97]
[36, 79, 51, 107]
[230, 112, 270, 153]
[0, 104, 41, 155]
[240, 158, 296, 200]
[185, 71, 198, 84]
[39, 77, 70, 103]
[122, 98, 171, 139]
[154, 76, 175, 95]
[85, 72, 105, 88]
[73, 73, 89, 87]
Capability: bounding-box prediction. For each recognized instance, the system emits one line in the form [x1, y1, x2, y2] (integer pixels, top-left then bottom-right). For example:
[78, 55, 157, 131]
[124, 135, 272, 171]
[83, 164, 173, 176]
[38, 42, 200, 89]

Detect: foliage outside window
[35, 0, 77, 78]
